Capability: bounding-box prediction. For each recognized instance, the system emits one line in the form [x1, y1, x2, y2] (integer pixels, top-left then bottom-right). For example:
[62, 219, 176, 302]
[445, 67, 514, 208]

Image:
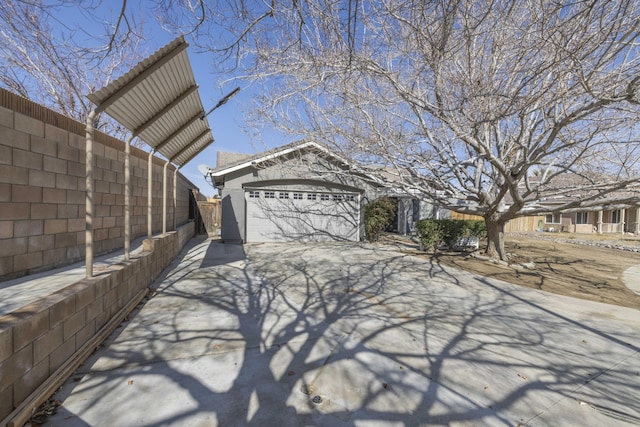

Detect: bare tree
[0, 0, 144, 140]
[152, 1, 640, 259]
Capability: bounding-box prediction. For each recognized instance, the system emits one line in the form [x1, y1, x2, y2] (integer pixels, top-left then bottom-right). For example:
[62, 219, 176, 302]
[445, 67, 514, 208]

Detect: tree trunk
[485, 216, 507, 261]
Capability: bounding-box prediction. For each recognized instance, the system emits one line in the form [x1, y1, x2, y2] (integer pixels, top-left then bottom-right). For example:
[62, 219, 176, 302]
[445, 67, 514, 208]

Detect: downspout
[163, 160, 169, 234]
[124, 135, 134, 261]
[148, 150, 155, 240]
[85, 110, 96, 279]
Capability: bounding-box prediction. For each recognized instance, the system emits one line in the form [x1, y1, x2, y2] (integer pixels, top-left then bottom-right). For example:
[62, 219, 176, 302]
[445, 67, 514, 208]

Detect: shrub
[416, 218, 487, 252]
[364, 197, 397, 242]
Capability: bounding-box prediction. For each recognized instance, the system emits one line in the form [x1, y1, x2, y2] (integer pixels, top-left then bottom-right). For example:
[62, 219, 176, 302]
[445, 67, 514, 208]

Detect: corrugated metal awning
[87, 36, 213, 167]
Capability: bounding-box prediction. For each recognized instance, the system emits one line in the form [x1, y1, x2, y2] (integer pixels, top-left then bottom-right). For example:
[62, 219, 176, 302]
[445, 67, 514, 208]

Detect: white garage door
[245, 189, 360, 242]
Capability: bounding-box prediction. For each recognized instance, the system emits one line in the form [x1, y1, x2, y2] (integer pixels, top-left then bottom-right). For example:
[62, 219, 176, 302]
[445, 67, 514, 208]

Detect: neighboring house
[204, 141, 386, 243]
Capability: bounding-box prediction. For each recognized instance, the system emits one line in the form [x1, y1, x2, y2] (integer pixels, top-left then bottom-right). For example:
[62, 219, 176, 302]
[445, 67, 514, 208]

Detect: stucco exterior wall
[218, 149, 383, 242]
[0, 89, 198, 281]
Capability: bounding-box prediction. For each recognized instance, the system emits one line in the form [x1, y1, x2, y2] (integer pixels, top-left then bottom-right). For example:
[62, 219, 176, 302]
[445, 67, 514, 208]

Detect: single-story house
[204, 141, 383, 243]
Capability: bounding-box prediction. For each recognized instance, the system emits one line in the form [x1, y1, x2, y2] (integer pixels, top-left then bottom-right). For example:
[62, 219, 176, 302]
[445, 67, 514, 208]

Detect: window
[545, 213, 561, 224]
[612, 210, 621, 223]
[264, 191, 275, 199]
[307, 193, 317, 201]
[345, 194, 356, 202]
[279, 192, 289, 199]
[320, 194, 330, 201]
[333, 194, 343, 202]
[248, 191, 260, 198]
[293, 192, 303, 200]
[576, 212, 589, 224]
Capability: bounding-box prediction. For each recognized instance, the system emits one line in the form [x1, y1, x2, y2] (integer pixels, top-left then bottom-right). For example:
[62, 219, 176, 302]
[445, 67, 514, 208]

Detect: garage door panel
[246, 191, 359, 242]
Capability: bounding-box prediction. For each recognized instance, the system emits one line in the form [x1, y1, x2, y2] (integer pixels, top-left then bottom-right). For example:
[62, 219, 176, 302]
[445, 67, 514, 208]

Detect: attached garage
[245, 188, 360, 242]
[204, 141, 384, 243]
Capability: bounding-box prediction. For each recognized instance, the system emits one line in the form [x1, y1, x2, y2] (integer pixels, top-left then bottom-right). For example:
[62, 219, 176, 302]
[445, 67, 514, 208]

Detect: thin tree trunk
[485, 216, 507, 261]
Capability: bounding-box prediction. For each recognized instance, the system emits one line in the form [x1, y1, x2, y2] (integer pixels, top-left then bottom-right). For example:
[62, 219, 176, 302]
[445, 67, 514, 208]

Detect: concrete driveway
[44, 238, 640, 426]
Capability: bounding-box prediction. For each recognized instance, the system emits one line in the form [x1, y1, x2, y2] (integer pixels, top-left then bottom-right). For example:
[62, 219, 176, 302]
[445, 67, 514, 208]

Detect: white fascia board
[210, 141, 351, 177]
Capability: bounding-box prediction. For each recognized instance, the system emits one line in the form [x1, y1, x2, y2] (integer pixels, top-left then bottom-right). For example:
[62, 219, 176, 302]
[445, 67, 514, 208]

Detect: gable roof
[207, 140, 354, 178]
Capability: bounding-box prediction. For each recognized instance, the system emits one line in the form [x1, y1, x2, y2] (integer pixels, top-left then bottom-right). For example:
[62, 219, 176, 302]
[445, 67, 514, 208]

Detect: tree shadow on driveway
[46, 240, 640, 426]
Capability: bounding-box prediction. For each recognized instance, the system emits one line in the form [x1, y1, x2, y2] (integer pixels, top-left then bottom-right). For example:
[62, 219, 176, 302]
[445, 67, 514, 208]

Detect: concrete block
[67, 161, 84, 177]
[50, 336, 74, 373]
[67, 218, 84, 233]
[0, 237, 27, 257]
[14, 357, 49, 403]
[54, 231, 77, 249]
[0, 202, 30, 220]
[44, 124, 68, 145]
[66, 190, 84, 205]
[49, 294, 76, 328]
[93, 142, 105, 157]
[12, 307, 49, 351]
[0, 105, 13, 127]
[96, 156, 111, 170]
[29, 169, 56, 188]
[0, 143, 11, 165]
[0, 164, 29, 185]
[75, 319, 95, 350]
[30, 135, 57, 157]
[28, 234, 55, 253]
[0, 383, 12, 421]
[0, 343, 32, 386]
[85, 297, 104, 323]
[66, 245, 82, 260]
[33, 323, 63, 364]
[75, 283, 96, 311]
[55, 174, 78, 190]
[42, 188, 66, 204]
[31, 203, 58, 220]
[0, 221, 13, 239]
[68, 132, 84, 150]
[12, 148, 43, 170]
[94, 228, 109, 241]
[44, 219, 68, 235]
[102, 169, 116, 183]
[63, 310, 85, 341]
[110, 182, 123, 194]
[14, 251, 43, 271]
[101, 193, 115, 206]
[57, 204, 79, 219]
[14, 219, 44, 237]
[0, 326, 12, 363]
[108, 227, 121, 239]
[42, 247, 66, 267]
[0, 183, 9, 202]
[102, 216, 116, 229]
[143, 238, 156, 252]
[14, 113, 44, 137]
[57, 143, 79, 163]
[11, 184, 43, 203]
[43, 156, 67, 174]
[95, 180, 110, 194]
[0, 126, 30, 150]
[0, 256, 13, 276]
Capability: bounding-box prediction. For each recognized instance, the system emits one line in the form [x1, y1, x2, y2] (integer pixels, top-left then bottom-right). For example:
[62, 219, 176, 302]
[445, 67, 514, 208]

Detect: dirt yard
[396, 233, 640, 310]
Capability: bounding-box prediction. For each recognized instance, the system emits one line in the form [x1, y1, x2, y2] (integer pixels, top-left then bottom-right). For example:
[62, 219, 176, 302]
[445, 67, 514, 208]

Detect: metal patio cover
[87, 36, 213, 166]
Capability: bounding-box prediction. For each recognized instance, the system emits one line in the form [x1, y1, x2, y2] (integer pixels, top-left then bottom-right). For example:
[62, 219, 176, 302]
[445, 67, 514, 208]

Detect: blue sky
[57, 1, 290, 197]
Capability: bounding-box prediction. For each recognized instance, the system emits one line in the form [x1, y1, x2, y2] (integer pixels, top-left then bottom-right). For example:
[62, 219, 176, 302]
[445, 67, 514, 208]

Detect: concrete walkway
[623, 265, 640, 295]
[44, 239, 640, 426]
[0, 238, 147, 316]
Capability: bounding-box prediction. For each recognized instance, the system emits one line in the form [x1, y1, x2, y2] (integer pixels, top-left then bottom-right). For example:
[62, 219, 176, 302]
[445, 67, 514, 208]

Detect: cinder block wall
[0, 222, 195, 426]
[0, 89, 198, 281]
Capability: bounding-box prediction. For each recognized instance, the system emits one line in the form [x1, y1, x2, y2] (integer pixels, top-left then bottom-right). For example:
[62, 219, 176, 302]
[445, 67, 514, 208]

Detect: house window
[576, 212, 589, 224]
[264, 191, 275, 199]
[612, 210, 621, 223]
[307, 193, 317, 201]
[345, 194, 356, 202]
[248, 191, 260, 198]
[333, 194, 343, 202]
[320, 194, 330, 201]
[545, 213, 561, 224]
[279, 192, 289, 199]
[293, 192, 303, 200]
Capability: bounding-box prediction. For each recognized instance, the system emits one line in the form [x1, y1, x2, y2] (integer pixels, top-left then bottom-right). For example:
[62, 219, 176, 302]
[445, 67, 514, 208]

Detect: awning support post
[173, 169, 178, 231]
[85, 110, 97, 279]
[148, 150, 155, 240]
[124, 135, 134, 261]
[163, 161, 169, 234]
